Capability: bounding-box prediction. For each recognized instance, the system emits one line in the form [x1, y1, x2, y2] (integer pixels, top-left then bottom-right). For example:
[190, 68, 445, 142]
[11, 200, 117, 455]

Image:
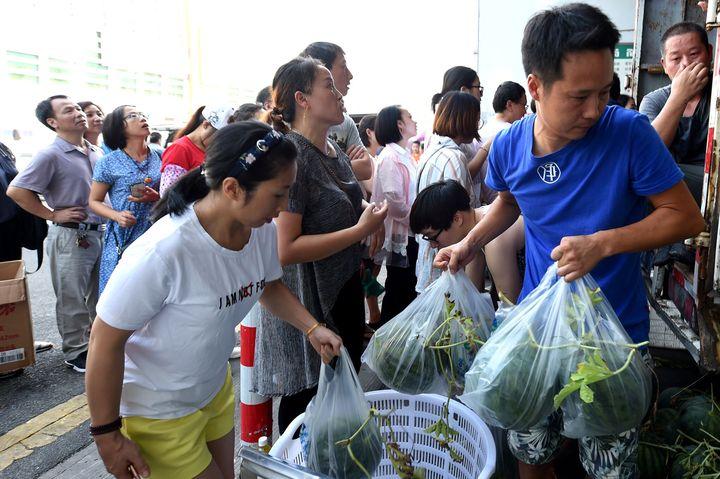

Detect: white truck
[631, 0, 720, 371]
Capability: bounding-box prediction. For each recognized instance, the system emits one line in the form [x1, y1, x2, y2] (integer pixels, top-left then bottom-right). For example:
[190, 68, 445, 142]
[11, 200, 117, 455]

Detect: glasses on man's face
[124, 112, 148, 121]
[470, 84, 484, 97]
[421, 229, 443, 243]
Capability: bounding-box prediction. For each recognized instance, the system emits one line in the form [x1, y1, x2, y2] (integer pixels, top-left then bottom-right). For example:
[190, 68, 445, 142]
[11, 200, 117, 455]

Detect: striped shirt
[414, 134, 479, 292]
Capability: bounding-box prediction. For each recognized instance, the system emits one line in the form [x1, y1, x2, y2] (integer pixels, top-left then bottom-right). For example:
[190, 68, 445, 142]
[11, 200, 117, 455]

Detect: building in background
[0, 0, 254, 160]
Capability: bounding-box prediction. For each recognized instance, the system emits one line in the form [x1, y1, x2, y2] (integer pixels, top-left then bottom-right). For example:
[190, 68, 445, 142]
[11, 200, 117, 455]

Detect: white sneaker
[230, 346, 241, 359]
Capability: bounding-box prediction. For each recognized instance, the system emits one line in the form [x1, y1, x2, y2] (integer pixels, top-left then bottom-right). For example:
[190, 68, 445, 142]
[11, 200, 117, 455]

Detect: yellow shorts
[121, 366, 235, 478]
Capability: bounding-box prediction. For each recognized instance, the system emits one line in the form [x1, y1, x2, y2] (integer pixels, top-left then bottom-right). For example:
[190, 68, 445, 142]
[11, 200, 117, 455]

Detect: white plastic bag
[555, 275, 652, 438]
[460, 264, 652, 436]
[460, 264, 575, 430]
[362, 270, 494, 395]
[305, 348, 383, 479]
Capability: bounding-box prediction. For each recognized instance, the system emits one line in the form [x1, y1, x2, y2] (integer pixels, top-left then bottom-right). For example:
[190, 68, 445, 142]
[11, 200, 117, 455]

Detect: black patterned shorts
[507, 410, 639, 479]
[507, 350, 651, 478]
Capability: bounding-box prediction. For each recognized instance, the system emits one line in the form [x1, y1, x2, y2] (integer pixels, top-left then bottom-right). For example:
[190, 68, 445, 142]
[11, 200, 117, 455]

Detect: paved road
[0, 250, 93, 479]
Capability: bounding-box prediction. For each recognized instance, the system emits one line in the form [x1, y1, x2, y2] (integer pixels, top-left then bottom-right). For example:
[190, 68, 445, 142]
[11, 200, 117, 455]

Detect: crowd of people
[0, 2, 713, 477]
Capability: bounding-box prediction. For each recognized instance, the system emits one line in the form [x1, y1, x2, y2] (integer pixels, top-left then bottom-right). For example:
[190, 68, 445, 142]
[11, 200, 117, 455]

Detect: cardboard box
[0, 260, 35, 373]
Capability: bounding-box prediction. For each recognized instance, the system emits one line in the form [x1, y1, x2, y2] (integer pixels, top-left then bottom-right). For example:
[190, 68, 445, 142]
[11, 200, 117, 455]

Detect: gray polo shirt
[639, 83, 710, 166]
[10, 136, 103, 224]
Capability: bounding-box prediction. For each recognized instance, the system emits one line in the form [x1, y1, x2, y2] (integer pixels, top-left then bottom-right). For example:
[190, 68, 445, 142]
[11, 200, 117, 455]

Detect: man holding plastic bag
[435, 3, 704, 478]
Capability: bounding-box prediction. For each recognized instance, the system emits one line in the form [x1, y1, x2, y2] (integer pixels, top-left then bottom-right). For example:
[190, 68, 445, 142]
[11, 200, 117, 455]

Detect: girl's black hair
[431, 66, 479, 112]
[153, 121, 297, 221]
[232, 103, 263, 122]
[374, 106, 403, 146]
[102, 105, 133, 151]
[410, 179, 471, 234]
[164, 130, 177, 148]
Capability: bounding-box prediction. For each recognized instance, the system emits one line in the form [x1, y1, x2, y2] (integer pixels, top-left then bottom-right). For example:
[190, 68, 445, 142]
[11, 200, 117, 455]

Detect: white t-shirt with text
[96, 205, 282, 419]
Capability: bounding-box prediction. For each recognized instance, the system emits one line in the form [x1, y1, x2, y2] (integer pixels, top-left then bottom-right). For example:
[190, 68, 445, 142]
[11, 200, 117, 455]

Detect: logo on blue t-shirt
[537, 162, 562, 184]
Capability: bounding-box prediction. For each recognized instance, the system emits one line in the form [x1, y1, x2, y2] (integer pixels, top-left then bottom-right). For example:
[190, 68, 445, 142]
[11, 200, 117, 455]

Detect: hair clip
[256, 140, 269, 152]
[231, 130, 284, 176]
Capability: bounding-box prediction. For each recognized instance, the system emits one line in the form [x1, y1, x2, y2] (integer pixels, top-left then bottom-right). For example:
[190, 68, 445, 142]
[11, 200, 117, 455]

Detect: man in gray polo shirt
[639, 21, 712, 206]
[7, 95, 103, 373]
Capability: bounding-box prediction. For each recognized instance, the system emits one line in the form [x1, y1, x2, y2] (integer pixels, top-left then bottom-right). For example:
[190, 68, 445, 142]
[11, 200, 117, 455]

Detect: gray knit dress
[252, 132, 363, 396]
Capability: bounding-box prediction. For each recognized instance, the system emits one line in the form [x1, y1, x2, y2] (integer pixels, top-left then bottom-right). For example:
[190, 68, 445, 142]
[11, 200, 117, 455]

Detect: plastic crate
[270, 389, 496, 479]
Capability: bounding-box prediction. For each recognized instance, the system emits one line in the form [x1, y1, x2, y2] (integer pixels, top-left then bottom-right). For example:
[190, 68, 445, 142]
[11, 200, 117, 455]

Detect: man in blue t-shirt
[435, 4, 704, 479]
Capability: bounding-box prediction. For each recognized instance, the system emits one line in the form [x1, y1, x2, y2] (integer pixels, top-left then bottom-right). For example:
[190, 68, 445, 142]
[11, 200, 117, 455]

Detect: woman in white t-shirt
[85, 121, 342, 479]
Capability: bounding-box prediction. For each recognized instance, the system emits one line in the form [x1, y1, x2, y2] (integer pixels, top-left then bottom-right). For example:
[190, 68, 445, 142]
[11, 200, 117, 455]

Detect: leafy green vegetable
[553, 350, 611, 409]
[367, 295, 485, 395]
[427, 297, 485, 388]
[424, 399, 462, 462]
[669, 443, 719, 479]
[308, 410, 383, 479]
[368, 320, 438, 394]
[462, 338, 560, 430]
[559, 345, 651, 438]
[461, 271, 651, 436]
[364, 273, 493, 465]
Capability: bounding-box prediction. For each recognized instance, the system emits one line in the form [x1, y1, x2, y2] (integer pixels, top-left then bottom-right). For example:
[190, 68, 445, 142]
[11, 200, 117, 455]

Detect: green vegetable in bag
[311, 413, 383, 479]
[305, 349, 383, 479]
[367, 318, 439, 394]
[363, 271, 493, 395]
[461, 264, 652, 436]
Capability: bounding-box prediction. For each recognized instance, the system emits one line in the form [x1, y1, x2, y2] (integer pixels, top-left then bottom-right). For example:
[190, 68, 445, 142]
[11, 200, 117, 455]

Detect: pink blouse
[370, 143, 417, 266]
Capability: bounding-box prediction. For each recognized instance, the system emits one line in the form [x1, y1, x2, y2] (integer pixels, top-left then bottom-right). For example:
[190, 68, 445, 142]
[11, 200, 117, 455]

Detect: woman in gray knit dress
[252, 57, 387, 432]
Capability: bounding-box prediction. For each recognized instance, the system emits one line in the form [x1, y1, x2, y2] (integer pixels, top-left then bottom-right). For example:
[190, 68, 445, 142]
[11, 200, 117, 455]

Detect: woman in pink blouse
[371, 106, 418, 325]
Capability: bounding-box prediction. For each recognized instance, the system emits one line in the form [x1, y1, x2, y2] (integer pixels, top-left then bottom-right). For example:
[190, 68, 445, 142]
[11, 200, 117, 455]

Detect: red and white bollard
[239, 306, 272, 447]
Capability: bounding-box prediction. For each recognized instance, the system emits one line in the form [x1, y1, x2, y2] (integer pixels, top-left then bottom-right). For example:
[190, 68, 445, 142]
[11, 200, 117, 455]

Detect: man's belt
[54, 222, 106, 232]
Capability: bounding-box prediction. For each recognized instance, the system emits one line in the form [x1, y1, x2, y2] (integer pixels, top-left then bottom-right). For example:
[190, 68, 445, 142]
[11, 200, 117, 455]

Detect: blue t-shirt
[485, 106, 684, 343]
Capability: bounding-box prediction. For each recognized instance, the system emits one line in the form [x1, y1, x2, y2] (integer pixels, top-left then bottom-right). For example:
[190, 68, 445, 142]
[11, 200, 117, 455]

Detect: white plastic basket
[269, 389, 496, 479]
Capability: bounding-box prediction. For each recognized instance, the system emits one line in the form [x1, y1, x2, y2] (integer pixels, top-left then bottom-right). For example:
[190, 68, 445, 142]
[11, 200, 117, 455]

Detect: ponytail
[152, 168, 209, 222]
[431, 93, 444, 113]
[264, 107, 290, 134]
